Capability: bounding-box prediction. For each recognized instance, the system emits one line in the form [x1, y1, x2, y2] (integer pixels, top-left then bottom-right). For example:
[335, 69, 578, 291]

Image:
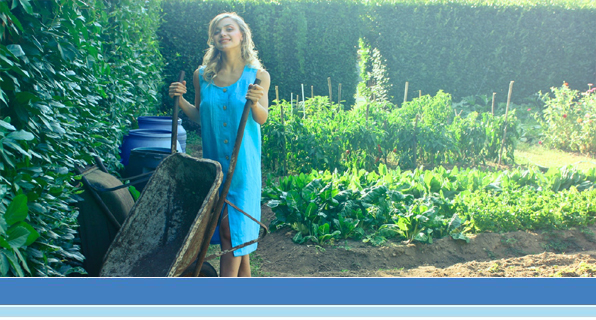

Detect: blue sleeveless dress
[198, 65, 261, 256]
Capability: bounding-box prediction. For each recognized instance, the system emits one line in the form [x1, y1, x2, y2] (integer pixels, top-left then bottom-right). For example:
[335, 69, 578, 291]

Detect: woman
[169, 12, 270, 277]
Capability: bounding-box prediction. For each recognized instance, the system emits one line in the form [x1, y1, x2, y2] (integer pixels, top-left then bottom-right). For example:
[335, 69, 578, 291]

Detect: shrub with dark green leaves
[0, 0, 163, 276]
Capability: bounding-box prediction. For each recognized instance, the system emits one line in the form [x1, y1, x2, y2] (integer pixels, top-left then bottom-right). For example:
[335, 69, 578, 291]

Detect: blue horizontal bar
[0, 278, 595, 306]
[1, 305, 596, 317]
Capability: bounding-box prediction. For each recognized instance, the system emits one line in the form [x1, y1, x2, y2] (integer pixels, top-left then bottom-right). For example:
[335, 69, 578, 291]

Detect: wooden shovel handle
[171, 71, 185, 154]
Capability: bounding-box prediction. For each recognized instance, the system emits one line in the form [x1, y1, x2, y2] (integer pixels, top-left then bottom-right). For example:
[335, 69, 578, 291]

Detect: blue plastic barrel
[138, 116, 187, 153]
[125, 147, 171, 192]
[210, 226, 221, 245]
[120, 129, 181, 166]
[125, 146, 220, 245]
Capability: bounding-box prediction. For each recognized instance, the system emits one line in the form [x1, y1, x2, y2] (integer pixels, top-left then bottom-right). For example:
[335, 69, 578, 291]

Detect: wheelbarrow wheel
[180, 260, 218, 277]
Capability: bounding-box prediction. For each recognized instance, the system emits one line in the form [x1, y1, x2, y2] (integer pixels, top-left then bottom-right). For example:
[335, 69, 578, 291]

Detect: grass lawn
[515, 142, 596, 171]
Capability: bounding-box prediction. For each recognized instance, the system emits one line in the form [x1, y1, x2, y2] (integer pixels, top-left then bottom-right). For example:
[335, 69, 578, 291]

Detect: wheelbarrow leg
[180, 260, 218, 277]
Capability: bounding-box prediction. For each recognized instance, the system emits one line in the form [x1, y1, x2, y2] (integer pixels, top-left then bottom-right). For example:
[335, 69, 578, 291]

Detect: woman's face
[212, 17, 243, 52]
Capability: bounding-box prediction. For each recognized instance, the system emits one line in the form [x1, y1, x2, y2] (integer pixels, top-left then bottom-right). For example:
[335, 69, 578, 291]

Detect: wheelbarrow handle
[202, 199, 268, 261]
[75, 166, 122, 230]
[171, 70, 185, 154]
[192, 77, 262, 277]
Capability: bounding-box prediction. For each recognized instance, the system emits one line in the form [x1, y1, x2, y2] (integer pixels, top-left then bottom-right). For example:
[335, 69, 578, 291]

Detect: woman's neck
[219, 49, 244, 72]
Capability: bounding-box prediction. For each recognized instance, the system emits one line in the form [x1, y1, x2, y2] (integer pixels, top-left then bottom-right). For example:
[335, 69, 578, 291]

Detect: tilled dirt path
[252, 205, 596, 277]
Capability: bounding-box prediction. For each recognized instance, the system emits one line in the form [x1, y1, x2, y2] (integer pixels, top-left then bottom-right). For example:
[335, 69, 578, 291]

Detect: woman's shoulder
[255, 68, 270, 82]
[194, 66, 207, 85]
[193, 67, 204, 84]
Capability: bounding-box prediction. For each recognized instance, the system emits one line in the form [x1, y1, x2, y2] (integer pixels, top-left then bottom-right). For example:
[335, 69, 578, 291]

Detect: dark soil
[252, 205, 596, 277]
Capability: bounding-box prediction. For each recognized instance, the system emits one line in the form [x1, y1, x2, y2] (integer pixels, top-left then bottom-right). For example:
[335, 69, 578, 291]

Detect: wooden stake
[338, 83, 342, 112]
[276, 85, 285, 175]
[403, 81, 409, 104]
[498, 81, 514, 167]
[419, 90, 421, 99]
[413, 113, 419, 166]
[328, 77, 332, 102]
[301, 84, 305, 105]
[491, 92, 496, 115]
[275, 86, 283, 125]
[297, 95, 303, 119]
[311, 85, 314, 99]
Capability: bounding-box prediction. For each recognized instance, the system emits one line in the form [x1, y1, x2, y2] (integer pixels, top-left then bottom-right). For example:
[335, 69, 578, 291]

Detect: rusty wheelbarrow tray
[99, 153, 223, 277]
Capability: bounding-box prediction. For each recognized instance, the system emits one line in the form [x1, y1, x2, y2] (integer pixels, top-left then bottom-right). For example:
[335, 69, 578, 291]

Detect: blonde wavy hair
[201, 12, 263, 82]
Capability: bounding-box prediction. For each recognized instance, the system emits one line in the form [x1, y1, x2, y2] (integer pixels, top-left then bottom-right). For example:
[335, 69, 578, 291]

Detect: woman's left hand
[246, 84, 265, 106]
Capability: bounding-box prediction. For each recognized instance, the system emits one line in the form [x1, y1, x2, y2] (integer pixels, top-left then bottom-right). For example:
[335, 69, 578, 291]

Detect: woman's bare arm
[246, 69, 270, 125]
[168, 69, 201, 123]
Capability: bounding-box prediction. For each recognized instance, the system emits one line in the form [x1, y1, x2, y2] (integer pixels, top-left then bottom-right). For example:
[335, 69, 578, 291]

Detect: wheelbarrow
[99, 72, 267, 277]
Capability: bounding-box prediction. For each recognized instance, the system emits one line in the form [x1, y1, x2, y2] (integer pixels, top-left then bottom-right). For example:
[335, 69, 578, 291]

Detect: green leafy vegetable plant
[264, 164, 596, 246]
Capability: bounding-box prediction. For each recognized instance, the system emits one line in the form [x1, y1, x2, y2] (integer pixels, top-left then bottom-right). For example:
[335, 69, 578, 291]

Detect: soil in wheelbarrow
[251, 205, 596, 277]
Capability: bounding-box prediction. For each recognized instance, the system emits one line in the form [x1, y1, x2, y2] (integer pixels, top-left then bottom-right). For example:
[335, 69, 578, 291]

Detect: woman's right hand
[168, 80, 187, 98]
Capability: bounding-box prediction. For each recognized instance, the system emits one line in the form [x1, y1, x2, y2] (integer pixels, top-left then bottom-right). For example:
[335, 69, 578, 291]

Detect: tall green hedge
[159, 0, 363, 115]
[364, 0, 596, 104]
[0, 0, 163, 276]
[160, 0, 596, 109]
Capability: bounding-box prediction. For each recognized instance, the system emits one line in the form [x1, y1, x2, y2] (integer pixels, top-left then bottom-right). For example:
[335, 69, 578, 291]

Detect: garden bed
[253, 205, 596, 277]
[191, 135, 596, 277]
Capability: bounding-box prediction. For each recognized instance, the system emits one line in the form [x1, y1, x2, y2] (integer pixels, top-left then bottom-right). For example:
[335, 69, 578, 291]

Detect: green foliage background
[365, 0, 596, 104]
[0, 0, 163, 276]
[262, 92, 519, 176]
[160, 0, 596, 109]
[159, 0, 363, 113]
